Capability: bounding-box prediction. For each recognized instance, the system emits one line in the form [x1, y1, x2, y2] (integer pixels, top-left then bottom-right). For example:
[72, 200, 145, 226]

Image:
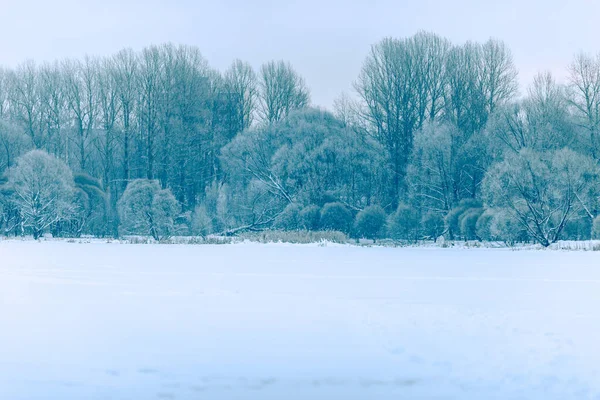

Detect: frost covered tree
[407, 122, 491, 215]
[6, 150, 75, 239]
[483, 148, 599, 246]
[407, 123, 459, 212]
[117, 179, 179, 241]
[222, 108, 386, 211]
[191, 204, 213, 237]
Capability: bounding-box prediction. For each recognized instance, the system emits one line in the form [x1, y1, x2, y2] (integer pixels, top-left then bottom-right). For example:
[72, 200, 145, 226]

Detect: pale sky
[1, 0, 599, 108]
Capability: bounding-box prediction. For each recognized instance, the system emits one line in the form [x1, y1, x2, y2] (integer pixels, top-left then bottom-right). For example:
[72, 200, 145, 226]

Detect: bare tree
[480, 39, 519, 114]
[0, 67, 9, 118]
[112, 48, 139, 188]
[355, 37, 421, 205]
[164, 44, 212, 207]
[486, 73, 572, 155]
[38, 62, 67, 159]
[526, 72, 574, 150]
[63, 57, 98, 172]
[0, 120, 29, 170]
[258, 60, 310, 123]
[9, 61, 43, 148]
[332, 91, 365, 130]
[408, 32, 451, 124]
[568, 52, 600, 160]
[485, 103, 531, 154]
[223, 59, 257, 136]
[443, 42, 486, 135]
[137, 46, 162, 180]
[95, 57, 121, 197]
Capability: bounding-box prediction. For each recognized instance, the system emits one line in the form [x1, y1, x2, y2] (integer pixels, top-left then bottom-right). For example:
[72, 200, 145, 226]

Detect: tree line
[1, 33, 600, 246]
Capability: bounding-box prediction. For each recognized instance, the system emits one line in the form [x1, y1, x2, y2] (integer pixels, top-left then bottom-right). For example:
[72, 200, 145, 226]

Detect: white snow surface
[1, 240, 600, 399]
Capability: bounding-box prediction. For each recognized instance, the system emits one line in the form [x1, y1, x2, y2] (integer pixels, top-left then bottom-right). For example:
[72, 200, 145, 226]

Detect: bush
[152, 190, 180, 236]
[273, 203, 303, 230]
[421, 211, 444, 240]
[387, 204, 419, 241]
[72, 173, 108, 237]
[320, 202, 352, 233]
[476, 209, 495, 241]
[174, 211, 192, 236]
[592, 216, 600, 239]
[459, 208, 484, 240]
[0, 181, 19, 236]
[118, 179, 180, 241]
[191, 205, 213, 237]
[475, 208, 526, 244]
[490, 209, 526, 245]
[299, 205, 321, 230]
[563, 216, 592, 240]
[445, 199, 482, 239]
[353, 205, 387, 239]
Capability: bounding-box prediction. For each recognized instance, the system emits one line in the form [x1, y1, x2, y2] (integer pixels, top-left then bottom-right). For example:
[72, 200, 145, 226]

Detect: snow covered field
[2, 241, 600, 399]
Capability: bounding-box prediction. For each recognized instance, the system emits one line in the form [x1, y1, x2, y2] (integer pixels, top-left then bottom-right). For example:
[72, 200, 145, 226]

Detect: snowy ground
[2, 241, 600, 399]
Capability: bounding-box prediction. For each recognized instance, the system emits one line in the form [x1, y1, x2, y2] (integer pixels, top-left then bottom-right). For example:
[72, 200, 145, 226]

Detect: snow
[2, 240, 600, 399]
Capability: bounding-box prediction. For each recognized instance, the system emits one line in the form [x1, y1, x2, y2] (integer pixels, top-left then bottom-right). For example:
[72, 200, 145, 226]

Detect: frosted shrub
[273, 203, 303, 230]
[562, 216, 591, 240]
[592, 216, 600, 240]
[421, 211, 444, 241]
[490, 209, 524, 246]
[320, 202, 352, 233]
[459, 208, 483, 240]
[445, 199, 482, 240]
[299, 205, 321, 230]
[353, 205, 387, 239]
[476, 209, 495, 241]
[387, 204, 419, 241]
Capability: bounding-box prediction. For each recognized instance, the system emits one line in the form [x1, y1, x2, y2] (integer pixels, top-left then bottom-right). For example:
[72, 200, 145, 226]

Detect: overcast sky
[1, 0, 599, 108]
